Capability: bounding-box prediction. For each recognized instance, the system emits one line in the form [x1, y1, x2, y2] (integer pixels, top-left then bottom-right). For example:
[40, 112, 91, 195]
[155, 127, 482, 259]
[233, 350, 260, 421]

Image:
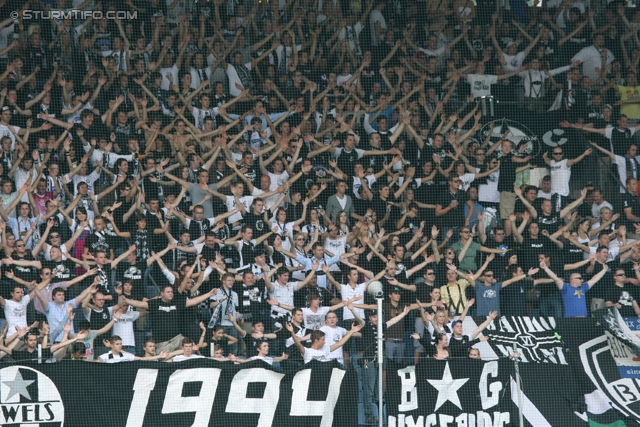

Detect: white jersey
[549, 159, 571, 197]
[339, 283, 367, 320]
[269, 282, 297, 317]
[320, 325, 348, 365]
[302, 346, 331, 364]
[302, 307, 330, 330]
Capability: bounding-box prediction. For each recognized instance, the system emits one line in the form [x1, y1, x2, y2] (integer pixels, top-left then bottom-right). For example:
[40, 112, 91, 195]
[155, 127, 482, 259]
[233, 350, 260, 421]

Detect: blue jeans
[362, 359, 378, 419]
[540, 294, 563, 318]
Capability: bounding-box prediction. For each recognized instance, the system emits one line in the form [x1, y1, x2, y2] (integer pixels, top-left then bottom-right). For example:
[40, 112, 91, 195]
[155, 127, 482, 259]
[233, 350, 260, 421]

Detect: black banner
[1, 317, 637, 427]
[0, 359, 358, 427]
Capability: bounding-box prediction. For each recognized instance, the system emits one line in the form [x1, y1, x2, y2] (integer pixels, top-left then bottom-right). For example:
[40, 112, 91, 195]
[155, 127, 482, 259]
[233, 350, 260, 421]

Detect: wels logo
[542, 128, 568, 147]
[479, 119, 542, 158]
[0, 366, 64, 425]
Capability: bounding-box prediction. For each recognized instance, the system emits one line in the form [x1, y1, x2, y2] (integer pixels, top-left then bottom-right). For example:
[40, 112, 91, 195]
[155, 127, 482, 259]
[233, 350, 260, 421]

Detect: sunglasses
[43, 272, 53, 276]
[426, 272, 435, 275]
[553, 152, 563, 155]
[15, 244, 24, 248]
[484, 274, 493, 277]
[615, 273, 626, 276]
[50, 234, 60, 238]
[573, 277, 583, 280]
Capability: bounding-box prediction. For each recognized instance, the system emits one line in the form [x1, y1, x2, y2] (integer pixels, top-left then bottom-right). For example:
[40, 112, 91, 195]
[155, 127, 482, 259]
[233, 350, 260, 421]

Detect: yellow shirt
[618, 85, 640, 119]
[440, 280, 470, 315]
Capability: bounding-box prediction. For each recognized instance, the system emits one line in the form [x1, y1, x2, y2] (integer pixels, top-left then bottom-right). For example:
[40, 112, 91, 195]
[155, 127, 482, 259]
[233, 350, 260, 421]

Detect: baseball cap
[451, 320, 463, 328]
[390, 286, 401, 294]
[506, 41, 516, 48]
[1, 106, 9, 112]
[366, 309, 377, 317]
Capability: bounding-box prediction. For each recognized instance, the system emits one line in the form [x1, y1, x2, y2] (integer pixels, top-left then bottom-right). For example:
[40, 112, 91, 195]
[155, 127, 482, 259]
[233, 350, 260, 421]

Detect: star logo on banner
[3, 370, 34, 400]
[427, 362, 469, 411]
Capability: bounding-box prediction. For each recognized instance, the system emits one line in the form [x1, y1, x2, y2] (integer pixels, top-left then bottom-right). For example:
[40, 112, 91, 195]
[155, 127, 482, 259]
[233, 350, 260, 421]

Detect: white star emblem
[3, 370, 35, 400]
[427, 362, 469, 411]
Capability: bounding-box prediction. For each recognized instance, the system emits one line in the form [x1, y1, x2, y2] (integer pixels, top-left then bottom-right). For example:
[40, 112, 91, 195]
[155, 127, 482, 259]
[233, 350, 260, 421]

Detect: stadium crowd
[2, 0, 640, 421]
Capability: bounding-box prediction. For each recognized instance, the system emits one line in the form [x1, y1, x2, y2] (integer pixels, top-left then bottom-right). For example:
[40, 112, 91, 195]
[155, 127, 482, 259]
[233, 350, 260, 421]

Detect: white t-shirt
[250, 355, 274, 364]
[550, 159, 571, 197]
[303, 346, 331, 364]
[98, 351, 135, 363]
[4, 296, 30, 335]
[458, 173, 476, 191]
[478, 170, 500, 203]
[173, 354, 205, 362]
[592, 201, 614, 219]
[109, 307, 140, 347]
[502, 51, 525, 73]
[267, 171, 290, 191]
[269, 282, 298, 317]
[351, 175, 376, 200]
[302, 307, 330, 330]
[226, 62, 253, 97]
[340, 283, 367, 320]
[369, 10, 387, 47]
[225, 195, 254, 224]
[320, 325, 347, 364]
[338, 23, 363, 51]
[323, 236, 347, 271]
[467, 74, 498, 98]
[159, 65, 179, 91]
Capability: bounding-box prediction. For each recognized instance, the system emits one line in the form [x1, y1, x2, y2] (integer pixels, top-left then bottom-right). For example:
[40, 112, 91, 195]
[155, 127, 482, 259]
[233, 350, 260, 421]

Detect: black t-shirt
[436, 189, 469, 228]
[85, 232, 111, 256]
[500, 277, 534, 316]
[357, 321, 387, 359]
[242, 212, 269, 238]
[148, 298, 183, 343]
[209, 336, 231, 355]
[606, 284, 638, 318]
[12, 347, 52, 362]
[622, 193, 640, 227]
[497, 156, 517, 193]
[116, 261, 147, 301]
[519, 235, 554, 270]
[588, 261, 617, 300]
[448, 335, 481, 358]
[538, 212, 562, 234]
[43, 259, 76, 284]
[10, 254, 38, 283]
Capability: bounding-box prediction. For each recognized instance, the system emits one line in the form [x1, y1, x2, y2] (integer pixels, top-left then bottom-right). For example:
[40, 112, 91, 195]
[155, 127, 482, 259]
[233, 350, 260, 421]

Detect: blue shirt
[560, 282, 589, 318]
[295, 254, 341, 289]
[46, 300, 77, 342]
[475, 281, 502, 316]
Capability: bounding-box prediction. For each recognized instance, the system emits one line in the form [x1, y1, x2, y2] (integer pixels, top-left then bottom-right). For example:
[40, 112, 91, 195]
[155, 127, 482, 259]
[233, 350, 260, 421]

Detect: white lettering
[126, 369, 158, 427]
[539, 347, 568, 365]
[290, 368, 345, 427]
[226, 368, 284, 427]
[162, 368, 220, 426]
[398, 366, 419, 412]
[438, 414, 454, 426]
[477, 412, 509, 427]
[479, 362, 501, 410]
[405, 415, 425, 427]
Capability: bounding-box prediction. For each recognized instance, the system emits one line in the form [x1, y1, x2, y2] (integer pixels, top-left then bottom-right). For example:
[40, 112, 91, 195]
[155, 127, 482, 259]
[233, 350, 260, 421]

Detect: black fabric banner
[1, 317, 637, 427]
[0, 359, 358, 427]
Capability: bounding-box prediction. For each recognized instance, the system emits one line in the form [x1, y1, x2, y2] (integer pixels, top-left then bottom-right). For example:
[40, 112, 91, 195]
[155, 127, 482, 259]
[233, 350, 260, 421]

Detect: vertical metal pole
[377, 298, 384, 427]
[514, 343, 524, 427]
[37, 343, 42, 364]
